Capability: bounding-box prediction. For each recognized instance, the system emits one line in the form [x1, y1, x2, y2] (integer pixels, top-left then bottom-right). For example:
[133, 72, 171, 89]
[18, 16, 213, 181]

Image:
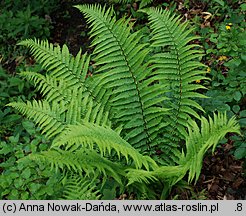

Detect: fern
[76, 4, 170, 152]
[17, 40, 89, 88]
[9, 100, 66, 138]
[17, 40, 111, 125]
[180, 112, 241, 183]
[19, 71, 79, 105]
[141, 8, 210, 165]
[27, 148, 126, 184]
[61, 174, 101, 200]
[125, 112, 241, 192]
[52, 122, 157, 170]
[8, 4, 241, 199]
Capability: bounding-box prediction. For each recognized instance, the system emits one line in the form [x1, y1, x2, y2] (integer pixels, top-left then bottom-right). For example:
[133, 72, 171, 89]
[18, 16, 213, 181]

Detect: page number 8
[236, 203, 242, 211]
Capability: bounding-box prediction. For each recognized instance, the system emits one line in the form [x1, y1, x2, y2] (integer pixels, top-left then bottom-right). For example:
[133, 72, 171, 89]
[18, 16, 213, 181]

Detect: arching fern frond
[180, 112, 241, 183]
[28, 148, 125, 184]
[7, 95, 110, 138]
[18, 39, 112, 127]
[125, 113, 241, 189]
[52, 122, 157, 170]
[18, 39, 110, 110]
[19, 71, 71, 104]
[7, 100, 66, 139]
[18, 39, 88, 86]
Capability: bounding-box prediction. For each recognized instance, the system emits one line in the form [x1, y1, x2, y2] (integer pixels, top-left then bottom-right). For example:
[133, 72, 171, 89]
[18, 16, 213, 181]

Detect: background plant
[0, 64, 66, 199]
[193, 1, 246, 160]
[0, 0, 58, 66]
[0, 0, 59, 199]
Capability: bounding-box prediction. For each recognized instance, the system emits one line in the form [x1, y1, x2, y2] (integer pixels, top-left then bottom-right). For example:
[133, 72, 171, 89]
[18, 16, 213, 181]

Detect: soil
[50, 0, 107, 55]
[198, 149, 246, 200]
[175, 144, 246, 200]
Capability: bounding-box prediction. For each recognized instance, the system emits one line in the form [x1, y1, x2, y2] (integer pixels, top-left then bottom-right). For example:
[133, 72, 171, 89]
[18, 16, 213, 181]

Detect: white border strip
[0, 200, 245, 216]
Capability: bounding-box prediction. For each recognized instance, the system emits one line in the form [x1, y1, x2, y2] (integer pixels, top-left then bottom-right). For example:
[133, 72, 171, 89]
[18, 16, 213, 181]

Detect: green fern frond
[126, 165, 186, 187]
[140, 8, 210, 164]
[52, 122, 157, 170]
[152, 165, 186, 186]
[20, 71, 70, 103]
[76, 4, 170, 152]
[180, 112, 241, 183]
[7, 97, 107, 138]
[126, 169, 158, 186]
[61, 174, 101, 200]
[7, 100, 66, 138]
[144, 8, 209, 120]
[28, 148, 125, 184]
[18, 39, 109, 107]
[18, 39, 88, 85]
[19, 39, 112, 127]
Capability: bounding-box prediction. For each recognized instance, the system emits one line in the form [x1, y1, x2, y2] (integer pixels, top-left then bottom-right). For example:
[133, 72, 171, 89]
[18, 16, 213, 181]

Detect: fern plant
[8, 4, 241, 199]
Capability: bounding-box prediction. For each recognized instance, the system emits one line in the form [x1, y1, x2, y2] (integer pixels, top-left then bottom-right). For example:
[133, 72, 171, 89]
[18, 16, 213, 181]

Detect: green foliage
[201, 22, 246, 112]
[7, 4, 241, 199]
[201, 0, 243, 18]
[0, 64, 64, 199]
[0, 119, 63, 199]
[109, 0, 153, 9]
[180, 113, 240, 182]
[0, 0, 57, 63]
[0, 65, 35, 146]
[195, 3, 246, 160]
[0, 67, 27, 127]
[61, 175, 101, 200]
[143, 7, 209, 165]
